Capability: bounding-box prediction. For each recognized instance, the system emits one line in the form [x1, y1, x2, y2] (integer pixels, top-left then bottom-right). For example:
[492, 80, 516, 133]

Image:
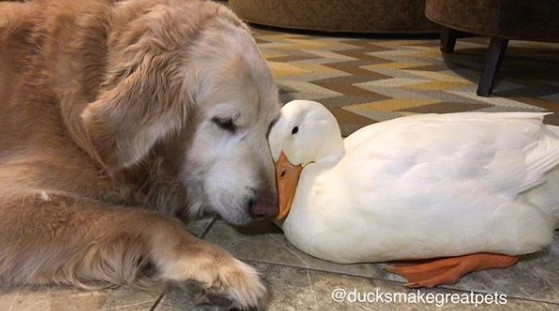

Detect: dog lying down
[0, 0, 279, 309]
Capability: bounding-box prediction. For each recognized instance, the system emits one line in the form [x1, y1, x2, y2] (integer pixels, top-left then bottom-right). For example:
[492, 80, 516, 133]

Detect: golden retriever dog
[0, 0, 279, 309]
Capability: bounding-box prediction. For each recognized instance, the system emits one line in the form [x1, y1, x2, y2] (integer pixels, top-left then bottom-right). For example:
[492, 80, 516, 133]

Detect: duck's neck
[285, 148, 345, 223]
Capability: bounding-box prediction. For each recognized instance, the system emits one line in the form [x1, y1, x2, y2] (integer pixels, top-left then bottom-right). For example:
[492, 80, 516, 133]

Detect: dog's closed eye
[212, 117, 237, 133]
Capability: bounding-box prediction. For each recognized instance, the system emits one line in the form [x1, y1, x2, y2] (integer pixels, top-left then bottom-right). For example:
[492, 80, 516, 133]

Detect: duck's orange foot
[385, 253, 518, 288]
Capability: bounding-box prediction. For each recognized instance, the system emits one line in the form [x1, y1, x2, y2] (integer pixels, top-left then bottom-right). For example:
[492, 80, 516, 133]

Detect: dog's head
[81, 0, 280, 225]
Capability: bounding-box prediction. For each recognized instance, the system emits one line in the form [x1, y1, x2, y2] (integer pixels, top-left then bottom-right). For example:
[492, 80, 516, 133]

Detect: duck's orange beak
[275, 151, 303, 220]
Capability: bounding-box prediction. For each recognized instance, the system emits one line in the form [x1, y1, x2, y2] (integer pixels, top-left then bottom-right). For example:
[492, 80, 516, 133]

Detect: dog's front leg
[0, 195, 266, 310]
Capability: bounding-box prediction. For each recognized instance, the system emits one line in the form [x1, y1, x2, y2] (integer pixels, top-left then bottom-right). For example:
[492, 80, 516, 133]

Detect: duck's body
[270, 101, 559, 269]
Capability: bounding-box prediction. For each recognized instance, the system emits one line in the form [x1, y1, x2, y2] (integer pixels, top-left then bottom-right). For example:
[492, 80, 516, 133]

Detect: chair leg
[440, 26, 458, 53]
[477, 37, 509, 96]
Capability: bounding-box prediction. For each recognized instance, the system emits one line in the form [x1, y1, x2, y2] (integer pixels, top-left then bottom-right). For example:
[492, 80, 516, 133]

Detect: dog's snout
[248, 193, 279, 218]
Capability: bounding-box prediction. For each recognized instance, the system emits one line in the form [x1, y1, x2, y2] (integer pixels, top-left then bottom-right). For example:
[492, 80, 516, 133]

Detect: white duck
[269, 100, 559, 288]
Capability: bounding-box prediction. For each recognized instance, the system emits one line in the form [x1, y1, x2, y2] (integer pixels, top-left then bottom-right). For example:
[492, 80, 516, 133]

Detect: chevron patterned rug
[252, 28, 559, 136]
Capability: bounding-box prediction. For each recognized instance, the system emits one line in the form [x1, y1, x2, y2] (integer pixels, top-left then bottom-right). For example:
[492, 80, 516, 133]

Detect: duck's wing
[342, 112, 559, 197]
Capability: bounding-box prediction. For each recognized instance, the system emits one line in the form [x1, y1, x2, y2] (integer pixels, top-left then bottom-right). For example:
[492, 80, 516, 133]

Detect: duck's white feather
[345, 112, 559, 195]
[281, 111, 559, 264]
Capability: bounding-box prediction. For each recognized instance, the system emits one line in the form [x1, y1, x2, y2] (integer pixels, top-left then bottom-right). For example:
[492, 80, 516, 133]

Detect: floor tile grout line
[242, 258, 559, 306]
[199, 216, 218, 240]
[243, 258, 396, 283]
[149, 292, 165, 311]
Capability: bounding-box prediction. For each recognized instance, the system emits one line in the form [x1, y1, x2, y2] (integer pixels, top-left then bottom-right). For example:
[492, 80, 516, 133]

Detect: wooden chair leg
[440, 26, 458, 53]
[477, 37, 509, 96]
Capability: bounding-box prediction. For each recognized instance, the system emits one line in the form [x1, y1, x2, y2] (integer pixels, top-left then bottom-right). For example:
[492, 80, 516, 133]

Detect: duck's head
[269, 100, 344, 220]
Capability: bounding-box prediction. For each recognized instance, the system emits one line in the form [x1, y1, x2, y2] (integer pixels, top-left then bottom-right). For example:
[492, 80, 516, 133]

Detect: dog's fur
[0, 0, 279, 308]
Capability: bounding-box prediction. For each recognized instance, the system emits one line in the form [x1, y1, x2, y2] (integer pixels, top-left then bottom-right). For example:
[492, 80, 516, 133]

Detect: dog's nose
[248, 194, 279, 218]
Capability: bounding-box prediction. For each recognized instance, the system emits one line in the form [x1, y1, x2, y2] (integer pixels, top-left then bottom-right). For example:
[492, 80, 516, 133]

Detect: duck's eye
[291, 126, 299, 135]
[212, 117, 236, 133]
[280, 170, 286, 177]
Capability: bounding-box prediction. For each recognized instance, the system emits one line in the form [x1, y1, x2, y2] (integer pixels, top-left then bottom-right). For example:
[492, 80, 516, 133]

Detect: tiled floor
[1, 217, 557, 310]
[253, 28, 559, 136]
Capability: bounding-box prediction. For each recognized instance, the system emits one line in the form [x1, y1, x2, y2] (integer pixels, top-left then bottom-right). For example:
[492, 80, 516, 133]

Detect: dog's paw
[171, 257, 267, 310]
[203, 258, 267, 310]
[158, 238, 267, 310]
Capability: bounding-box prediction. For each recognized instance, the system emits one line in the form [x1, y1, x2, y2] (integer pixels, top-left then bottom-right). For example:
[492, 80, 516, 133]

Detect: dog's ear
[81, 45, 189, 169]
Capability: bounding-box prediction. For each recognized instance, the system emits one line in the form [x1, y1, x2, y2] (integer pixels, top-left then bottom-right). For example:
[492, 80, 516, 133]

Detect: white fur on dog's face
[182, 101, 278, 224]
[180, 19, 280, 225]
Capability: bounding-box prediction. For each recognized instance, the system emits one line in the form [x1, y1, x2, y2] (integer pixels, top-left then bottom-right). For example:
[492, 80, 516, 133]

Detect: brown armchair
[229, 0, 436, 33]
[425, 0, 559, 96]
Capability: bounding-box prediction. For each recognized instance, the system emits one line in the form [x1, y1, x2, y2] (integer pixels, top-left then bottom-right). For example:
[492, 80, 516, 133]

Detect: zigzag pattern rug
[252, 28, 559, 136]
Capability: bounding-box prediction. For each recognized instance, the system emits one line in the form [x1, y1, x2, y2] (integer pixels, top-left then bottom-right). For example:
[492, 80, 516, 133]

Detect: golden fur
[0, 0, 280, 309]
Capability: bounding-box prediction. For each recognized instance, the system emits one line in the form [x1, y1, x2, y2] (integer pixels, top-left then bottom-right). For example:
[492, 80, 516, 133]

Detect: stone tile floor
[1, 217, 557, 310]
